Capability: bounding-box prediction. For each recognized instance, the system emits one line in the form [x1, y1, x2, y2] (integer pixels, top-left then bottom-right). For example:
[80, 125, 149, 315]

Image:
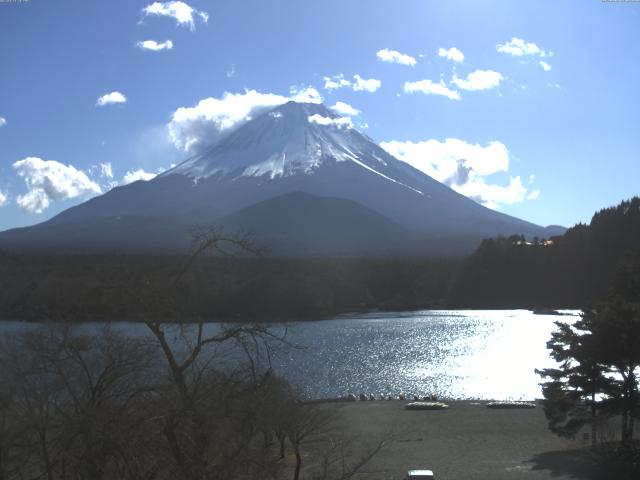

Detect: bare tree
[138, 227, 295, 479]
[0, 326, 160, 480]
[0, 227, 392, 480]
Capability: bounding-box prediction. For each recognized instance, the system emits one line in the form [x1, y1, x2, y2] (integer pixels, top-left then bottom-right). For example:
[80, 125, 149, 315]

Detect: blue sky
[0, 0, 638, 231]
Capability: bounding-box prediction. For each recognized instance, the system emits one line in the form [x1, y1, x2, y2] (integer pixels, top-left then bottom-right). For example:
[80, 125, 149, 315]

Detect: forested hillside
[0, 254, 458, 321]
[450, 197, 640, 307]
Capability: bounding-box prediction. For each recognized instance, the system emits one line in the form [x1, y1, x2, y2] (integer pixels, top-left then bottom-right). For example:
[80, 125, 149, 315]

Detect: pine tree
[537, 298, 640, 446]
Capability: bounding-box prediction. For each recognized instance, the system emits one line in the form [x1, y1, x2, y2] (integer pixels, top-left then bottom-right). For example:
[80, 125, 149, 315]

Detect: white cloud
[380, 138, 536, 209]
[497, 37, 550, 58]
[0, 190, 7, 207]
[136, 39, 173, 51]
[381, 138, 509, 180]
[539, 61, 551, 71]
[0, 117, 6, 128]
[122, 169, 157, 184]
[308, 114, 353, 129]
[403, 79, 461, 100]
[323, 74, 352, 90]
[168, 87, 323, 154]
[437, 47, 464, 63]
[96, 91, 127, 107]
[89, 162, 118, 192]
[456, 176, 528, 210]
[169, 90, 287, 152]
[376, 48, 417, 66]
[330, 101, 359, 116]
[322, 74, 381, 93]
[289, 86, 323, 104]
[99, 162, 114, 179]
[352, 74, 381, 92]
[451, 70, 503, 91]
[528, 174, 535, 184]
[141, 1, 208, 31]
[12, 157, 102, 214]
[527, 189, 540, 200]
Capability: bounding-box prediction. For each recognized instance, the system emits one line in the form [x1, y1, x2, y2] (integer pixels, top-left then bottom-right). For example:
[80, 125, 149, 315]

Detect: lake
[0, 309, 578, 400]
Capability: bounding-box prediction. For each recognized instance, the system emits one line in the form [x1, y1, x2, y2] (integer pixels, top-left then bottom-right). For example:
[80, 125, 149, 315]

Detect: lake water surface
[1, 309, 578, 401]
[273, 309, 579, 400]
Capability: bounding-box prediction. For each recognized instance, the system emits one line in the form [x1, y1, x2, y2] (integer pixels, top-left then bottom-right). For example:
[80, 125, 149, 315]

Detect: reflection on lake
[277, 310, 579, 400]
[1, 309, 578, 400]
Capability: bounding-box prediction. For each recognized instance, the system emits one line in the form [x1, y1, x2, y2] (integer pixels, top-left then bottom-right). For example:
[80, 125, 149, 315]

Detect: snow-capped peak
[162, 102, 422, 194]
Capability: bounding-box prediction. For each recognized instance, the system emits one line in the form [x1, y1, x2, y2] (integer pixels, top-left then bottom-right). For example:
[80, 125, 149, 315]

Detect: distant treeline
[1, 197, 638, 321]
[450, 197, 640, 308]
[0, 253, 459, 322]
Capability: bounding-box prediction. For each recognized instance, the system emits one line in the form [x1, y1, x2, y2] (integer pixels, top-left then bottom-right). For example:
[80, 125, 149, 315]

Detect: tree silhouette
[537, 298, 640, 447]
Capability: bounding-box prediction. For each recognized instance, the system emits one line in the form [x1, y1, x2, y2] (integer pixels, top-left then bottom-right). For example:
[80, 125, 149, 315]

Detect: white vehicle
[406, 470, 435, 479]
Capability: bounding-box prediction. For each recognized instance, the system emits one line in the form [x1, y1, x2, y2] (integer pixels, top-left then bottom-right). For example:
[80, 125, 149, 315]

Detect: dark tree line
[0, 253, 458, 322]
[451, 197, 640, 308]
[1, 197, 638, 323]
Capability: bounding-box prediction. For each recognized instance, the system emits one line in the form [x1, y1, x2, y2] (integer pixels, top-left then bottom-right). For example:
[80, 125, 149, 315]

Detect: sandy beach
[316, 400, 597, 480]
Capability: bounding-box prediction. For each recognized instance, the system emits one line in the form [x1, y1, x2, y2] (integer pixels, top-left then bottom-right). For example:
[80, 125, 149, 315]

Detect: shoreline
[0, 307, 581, 324]
[302, 396, 544, 405]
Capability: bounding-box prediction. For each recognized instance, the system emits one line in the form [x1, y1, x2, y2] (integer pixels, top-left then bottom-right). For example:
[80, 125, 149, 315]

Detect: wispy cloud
[497, 37, 551, 58]
[451, 70, 503, 91]
[323, 74, 381, 93]
[437, 47, 464, 63]
[141, 1, 208, 31]
[89, 162, 118, 191]
[289, 85, 323, 103]
[376, 48, 417, 66]
[96, 91, 127, 107]
[136, 39, 173, 51]
[308, 114, 353, 129]
[381, 138, 537, 209]
[100, 162, 113, 179]
[0, 190, 7, 207]
[324, 74, 352, 90]
[12, 157, 102, 213]
[539, 61, 551, 71]
[0, 117, 6, 128]
[403, 79, 461, 100]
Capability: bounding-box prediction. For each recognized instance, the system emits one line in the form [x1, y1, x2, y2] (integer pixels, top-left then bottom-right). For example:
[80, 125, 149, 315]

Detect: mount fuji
[0, 102, 563, 256]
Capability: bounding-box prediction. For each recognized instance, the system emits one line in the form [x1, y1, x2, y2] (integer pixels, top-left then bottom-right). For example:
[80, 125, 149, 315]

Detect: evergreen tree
[536, 318, 609, 447]
[537, 298, 640, 446]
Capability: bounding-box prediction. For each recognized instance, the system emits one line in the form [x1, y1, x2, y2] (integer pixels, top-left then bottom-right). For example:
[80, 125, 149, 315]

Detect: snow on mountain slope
[155, 101, 546, 238]
[163, 102, 423, 195]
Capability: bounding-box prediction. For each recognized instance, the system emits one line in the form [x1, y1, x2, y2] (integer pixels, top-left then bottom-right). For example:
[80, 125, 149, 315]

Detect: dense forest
[0, 253, 458, 322]
[0, 197, 638, 322]
[450, 197, 640, 307]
